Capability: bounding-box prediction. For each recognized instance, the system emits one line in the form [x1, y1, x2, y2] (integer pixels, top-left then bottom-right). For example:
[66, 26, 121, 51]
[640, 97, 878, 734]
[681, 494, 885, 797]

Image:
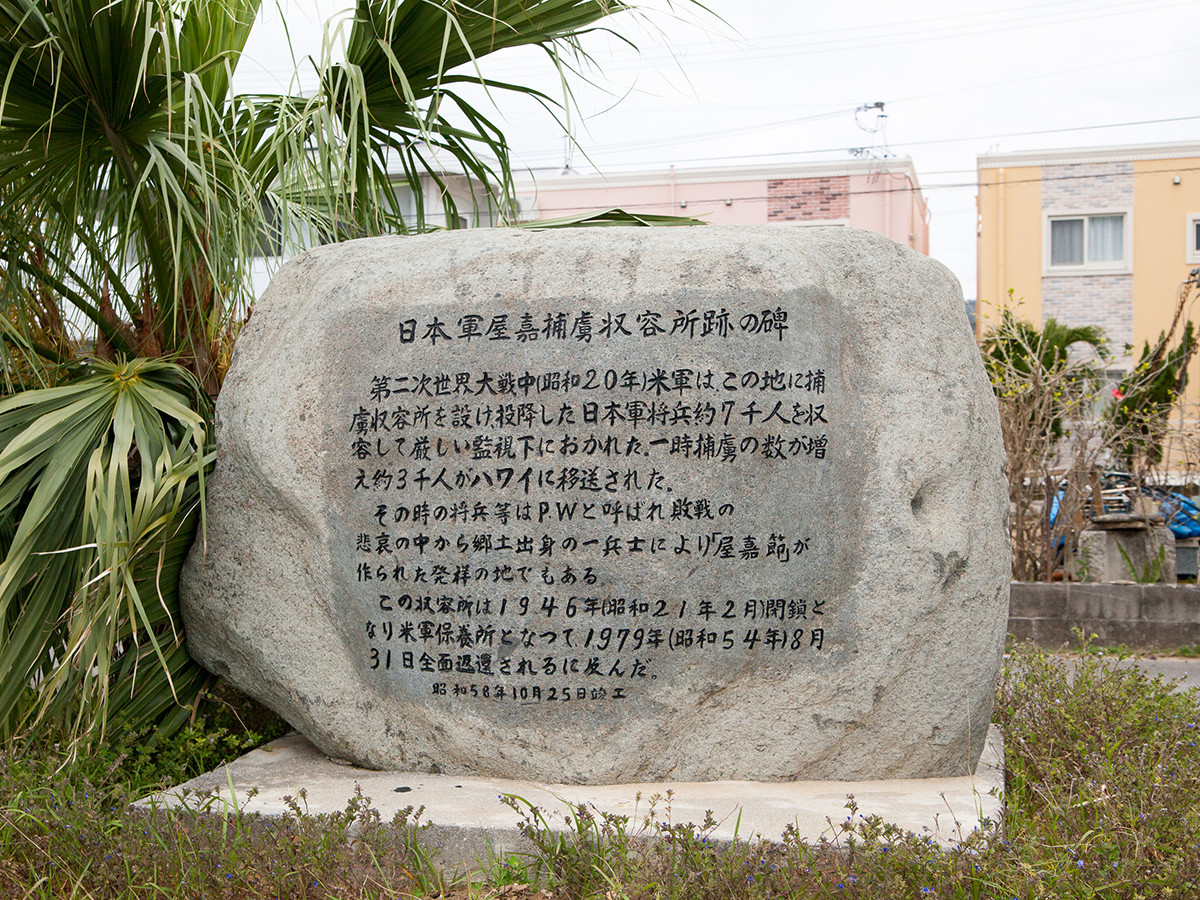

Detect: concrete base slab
[146, 726, 1004, 869]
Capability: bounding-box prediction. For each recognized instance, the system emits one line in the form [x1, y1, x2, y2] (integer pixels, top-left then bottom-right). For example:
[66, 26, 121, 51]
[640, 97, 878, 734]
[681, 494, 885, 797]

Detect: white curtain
[1088, 215, 1124, 262]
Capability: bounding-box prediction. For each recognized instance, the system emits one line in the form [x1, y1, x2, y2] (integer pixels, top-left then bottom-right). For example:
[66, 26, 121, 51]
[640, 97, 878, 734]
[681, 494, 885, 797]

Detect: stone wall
[1009, 582, 1200, 650]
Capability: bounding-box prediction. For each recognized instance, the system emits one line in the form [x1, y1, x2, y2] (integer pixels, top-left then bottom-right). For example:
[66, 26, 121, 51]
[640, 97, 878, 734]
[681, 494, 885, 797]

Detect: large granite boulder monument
[181, 225, 1009, 783]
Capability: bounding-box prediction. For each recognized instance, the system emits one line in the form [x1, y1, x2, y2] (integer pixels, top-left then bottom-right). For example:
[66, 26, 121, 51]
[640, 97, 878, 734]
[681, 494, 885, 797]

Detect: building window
[1188, 213, 1200, 264]
[1044, 210, 1131, 274]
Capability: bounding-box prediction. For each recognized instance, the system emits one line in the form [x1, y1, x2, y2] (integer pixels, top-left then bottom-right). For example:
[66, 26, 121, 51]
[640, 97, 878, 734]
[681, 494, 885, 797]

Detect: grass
[0, 643, 1197, 899]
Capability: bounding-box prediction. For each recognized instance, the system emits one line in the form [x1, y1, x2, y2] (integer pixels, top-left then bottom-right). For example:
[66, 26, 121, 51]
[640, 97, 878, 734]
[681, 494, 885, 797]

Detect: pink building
[513, 158, 930, 253]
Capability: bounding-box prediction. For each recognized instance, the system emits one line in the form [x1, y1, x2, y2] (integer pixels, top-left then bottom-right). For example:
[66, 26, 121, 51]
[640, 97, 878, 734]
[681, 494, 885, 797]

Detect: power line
[695, 0, 1162, 46]
[520, 108, 859, 157]
[568, 0, 1158, 58]
[513, 115, 1200, 171]
[232, 4, 1199, 99]
[890, 116, 1200, 152]
[477, 0, 1192, 73]
[885, 45, 1199, 107]
[517, 164, 1200, 217]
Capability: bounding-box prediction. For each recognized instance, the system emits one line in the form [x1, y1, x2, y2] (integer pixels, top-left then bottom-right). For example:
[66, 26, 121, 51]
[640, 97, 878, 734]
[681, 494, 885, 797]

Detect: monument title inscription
[181, 226, 1009, 783]
[342, 302, 832, 708]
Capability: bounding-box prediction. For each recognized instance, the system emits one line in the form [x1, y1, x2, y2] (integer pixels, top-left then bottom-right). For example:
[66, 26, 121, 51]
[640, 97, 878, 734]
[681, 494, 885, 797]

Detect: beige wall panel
[1131, 158, 1200, 351]
[977, 165, 1042, 331]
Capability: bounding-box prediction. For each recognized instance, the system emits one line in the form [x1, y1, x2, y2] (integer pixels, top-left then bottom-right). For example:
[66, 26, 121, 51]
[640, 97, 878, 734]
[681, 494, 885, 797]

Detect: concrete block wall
[767, 176, 850, 222]
[1009, 582, 1200, 650]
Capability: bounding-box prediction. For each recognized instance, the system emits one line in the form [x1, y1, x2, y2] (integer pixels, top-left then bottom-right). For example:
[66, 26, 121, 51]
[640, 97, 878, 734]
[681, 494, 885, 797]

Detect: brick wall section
[767, 176, 850, 221]
[1041, 161, 1134, 349]
[1043, 273, 1134, 348]
[1041, 161, 1133, 209]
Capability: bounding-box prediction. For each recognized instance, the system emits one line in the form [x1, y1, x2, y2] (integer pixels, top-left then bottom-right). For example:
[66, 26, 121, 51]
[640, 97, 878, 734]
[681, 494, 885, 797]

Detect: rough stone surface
[180, 225, 1009, 783]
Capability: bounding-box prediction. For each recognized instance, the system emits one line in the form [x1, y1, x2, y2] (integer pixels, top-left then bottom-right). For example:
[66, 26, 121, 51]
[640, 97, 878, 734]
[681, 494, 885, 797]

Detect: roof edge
[514, 157, 921, 192]
[978, 141, 1200, 169]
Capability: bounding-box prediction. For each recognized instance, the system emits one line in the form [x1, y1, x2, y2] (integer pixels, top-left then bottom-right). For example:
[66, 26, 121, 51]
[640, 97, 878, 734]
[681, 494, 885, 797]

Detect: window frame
[1042, 207, 1133, 276]
[1187, 213, 1200, 265]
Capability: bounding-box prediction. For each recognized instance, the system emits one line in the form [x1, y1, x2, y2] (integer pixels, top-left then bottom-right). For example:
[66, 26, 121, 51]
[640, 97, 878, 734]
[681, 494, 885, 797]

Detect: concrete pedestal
[144, 728, 1005, 870]
[1079, 516, 1175, 584]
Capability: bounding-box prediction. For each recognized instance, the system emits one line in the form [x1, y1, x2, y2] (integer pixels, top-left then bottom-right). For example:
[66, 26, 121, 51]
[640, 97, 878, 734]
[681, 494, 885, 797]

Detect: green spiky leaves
[0, 358, 213, 746]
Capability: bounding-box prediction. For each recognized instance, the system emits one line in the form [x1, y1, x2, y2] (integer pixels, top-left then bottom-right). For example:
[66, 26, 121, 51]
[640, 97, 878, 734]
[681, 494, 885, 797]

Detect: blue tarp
[1050, 479, 1200, 539]
[1156, 491, 1200, 538]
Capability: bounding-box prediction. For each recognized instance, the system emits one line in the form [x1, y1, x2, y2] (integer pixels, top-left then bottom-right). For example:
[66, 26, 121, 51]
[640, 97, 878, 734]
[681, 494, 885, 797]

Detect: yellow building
[977, 141, 1200, 369]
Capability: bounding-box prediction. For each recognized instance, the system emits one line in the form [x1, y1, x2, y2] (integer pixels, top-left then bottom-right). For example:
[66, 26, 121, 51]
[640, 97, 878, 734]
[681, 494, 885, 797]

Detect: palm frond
[300, 0, 629, 233]
[0, 0, 644, 747]
[0, 358, 212, 744]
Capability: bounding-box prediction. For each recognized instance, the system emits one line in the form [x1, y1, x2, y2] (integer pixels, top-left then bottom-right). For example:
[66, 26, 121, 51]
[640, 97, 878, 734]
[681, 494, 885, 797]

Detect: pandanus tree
[0, 0, 630, 745]
[981, 307, 1111, 582]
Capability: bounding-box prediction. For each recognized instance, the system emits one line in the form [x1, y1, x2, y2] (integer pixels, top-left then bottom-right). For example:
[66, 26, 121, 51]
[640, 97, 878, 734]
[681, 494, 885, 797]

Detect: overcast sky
[234, 0, 1200, 301]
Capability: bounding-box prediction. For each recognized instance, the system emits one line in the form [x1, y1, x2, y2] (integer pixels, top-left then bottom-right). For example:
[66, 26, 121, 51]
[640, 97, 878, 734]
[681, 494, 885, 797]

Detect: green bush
[2, 642, 1199, 899]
